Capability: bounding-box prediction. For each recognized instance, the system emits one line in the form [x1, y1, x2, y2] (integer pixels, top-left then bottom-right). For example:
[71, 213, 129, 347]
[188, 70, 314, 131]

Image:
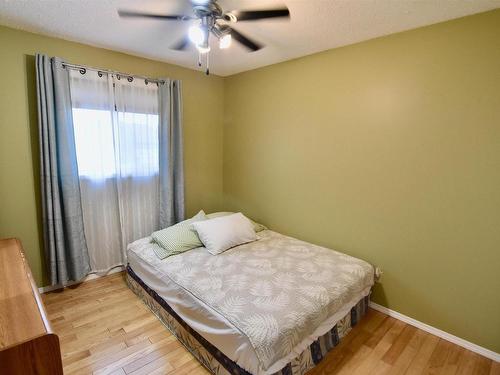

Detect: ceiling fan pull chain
[206, 51, 210, 75]
[198, 51, 202, 68]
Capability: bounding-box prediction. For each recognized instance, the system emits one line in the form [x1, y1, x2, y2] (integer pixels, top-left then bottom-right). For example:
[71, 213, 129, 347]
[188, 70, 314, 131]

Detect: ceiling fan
[118, 0, 290, 75]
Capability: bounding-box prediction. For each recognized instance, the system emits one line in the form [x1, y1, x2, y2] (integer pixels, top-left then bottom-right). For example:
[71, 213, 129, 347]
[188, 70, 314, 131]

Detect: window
[72, 108, 159, 180]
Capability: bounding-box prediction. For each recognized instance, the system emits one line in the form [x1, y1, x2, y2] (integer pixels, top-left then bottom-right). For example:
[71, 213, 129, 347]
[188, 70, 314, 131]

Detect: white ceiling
[0, 0, 498, 76]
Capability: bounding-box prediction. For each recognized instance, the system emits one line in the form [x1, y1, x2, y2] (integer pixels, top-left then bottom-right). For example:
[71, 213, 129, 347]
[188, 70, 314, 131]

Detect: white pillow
[191, 212, 257, 255]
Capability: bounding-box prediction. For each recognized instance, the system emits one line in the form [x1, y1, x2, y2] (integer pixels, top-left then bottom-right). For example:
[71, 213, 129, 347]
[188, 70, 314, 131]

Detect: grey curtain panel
[158, 79, 185, 228]
[36, 54, 90, 285]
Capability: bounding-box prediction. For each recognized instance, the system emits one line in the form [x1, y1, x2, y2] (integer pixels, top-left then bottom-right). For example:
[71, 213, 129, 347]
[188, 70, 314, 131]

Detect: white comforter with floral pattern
[152, 230, 374, 371]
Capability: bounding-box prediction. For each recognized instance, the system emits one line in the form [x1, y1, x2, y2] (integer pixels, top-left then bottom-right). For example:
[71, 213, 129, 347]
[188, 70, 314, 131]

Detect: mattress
[127, 230, 374, 375]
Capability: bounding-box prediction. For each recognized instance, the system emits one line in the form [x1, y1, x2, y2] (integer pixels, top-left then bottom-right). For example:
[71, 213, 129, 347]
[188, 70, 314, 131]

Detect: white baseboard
[369, 301, 500, 362]
[38, 266, 124, 294]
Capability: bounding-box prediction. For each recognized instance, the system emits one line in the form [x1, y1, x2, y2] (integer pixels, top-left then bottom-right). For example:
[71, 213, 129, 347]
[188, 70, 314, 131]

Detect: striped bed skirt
[126, 265, 370, 375]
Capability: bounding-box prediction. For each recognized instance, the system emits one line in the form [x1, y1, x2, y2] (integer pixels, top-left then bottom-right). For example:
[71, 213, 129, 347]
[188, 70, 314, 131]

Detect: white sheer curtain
[69, 70, 160, 274]
[114, 77, 160, 251]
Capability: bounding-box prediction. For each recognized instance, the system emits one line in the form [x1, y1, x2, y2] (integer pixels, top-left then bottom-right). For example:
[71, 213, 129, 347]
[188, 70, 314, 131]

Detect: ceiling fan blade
[230, 29, 263, 52]
[226, 8, 290, 22]
[118, 10, 193, 21]
[171, 36, 191, 51]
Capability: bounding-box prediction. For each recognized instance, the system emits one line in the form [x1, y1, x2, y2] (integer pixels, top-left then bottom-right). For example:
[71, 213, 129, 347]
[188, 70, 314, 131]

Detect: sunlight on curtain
[114, 111, 159, 177]
[72, 109, 159, 178]
[72, 108, 116, 179]
[69, 70, 160, 274]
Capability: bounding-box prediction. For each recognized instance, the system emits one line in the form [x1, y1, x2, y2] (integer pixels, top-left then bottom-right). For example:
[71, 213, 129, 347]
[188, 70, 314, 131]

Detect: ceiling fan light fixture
[188, 25, 205, 45]
[191, 0, 210, 5]
[219, 34, 231, 49]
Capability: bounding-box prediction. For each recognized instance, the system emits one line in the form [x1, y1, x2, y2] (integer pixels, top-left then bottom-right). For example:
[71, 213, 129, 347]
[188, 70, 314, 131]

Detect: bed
[127, 229, 374, 375]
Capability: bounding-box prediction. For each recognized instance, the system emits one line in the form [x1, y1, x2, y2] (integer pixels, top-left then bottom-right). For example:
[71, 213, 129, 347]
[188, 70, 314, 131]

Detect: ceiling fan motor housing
[192, 2, 222, 19]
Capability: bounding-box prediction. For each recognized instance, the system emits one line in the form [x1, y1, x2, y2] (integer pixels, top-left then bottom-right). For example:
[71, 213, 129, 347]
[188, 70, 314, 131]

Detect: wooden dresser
[0, 238, 63, 375]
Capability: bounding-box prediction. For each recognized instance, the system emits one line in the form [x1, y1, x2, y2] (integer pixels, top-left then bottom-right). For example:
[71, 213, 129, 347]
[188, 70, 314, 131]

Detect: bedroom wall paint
[0, 25, 224, 286]
[223, 9, 500, 353]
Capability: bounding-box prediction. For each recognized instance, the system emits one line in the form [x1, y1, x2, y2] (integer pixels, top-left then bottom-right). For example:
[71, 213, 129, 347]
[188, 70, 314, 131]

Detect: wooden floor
[42, 272, 498, 375]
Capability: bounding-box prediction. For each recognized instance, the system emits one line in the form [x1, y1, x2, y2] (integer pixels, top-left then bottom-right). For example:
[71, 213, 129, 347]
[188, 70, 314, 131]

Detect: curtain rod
[61, 62, 166, 85]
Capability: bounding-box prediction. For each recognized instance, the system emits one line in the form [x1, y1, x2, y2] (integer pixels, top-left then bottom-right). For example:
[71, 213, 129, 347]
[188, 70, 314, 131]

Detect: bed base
[126, 265, 369, 375]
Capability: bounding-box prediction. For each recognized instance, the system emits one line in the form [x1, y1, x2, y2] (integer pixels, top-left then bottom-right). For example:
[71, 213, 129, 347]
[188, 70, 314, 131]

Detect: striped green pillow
[151, 210, 208, 259]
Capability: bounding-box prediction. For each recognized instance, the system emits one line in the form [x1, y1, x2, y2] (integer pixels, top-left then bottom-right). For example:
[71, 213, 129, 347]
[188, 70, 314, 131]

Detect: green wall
[0, 25, 225, 286]
[223, 10, 500, 352]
